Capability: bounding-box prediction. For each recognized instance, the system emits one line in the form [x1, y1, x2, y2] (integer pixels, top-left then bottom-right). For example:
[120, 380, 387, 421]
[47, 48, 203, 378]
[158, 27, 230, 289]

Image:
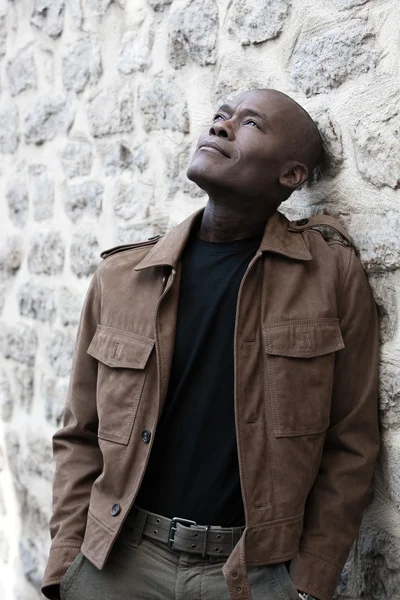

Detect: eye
[245, 120, 259, 128]
[213, 113, 225, 122]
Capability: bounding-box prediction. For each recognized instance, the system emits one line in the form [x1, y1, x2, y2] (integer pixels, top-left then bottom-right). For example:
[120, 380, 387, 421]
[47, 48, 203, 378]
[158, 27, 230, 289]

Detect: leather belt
[131, 506, 245, 558]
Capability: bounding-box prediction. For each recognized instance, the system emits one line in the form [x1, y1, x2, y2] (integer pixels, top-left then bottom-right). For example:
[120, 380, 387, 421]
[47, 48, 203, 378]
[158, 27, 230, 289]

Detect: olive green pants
[60, 517, 300, 600]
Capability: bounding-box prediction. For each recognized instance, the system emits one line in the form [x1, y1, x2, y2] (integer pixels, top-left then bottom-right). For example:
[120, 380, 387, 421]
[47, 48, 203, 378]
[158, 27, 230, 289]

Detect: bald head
[238, 89, 323, 178]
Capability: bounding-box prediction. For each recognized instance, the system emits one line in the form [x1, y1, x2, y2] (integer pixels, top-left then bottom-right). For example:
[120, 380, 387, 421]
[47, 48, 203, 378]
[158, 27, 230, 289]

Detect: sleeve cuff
[289, 548, 343, 600]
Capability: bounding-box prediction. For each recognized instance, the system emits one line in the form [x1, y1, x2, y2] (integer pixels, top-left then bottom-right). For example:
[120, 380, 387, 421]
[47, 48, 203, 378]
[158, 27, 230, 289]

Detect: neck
[198, 197, 276, 242]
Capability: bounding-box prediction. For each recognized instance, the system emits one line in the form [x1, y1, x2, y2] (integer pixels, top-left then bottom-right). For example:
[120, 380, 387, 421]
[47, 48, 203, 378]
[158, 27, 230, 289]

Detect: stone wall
[0, 0, 399, 598]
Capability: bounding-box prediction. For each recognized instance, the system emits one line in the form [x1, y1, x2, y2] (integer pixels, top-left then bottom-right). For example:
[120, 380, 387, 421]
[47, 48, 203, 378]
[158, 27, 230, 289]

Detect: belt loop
[131, 507, 148, 548]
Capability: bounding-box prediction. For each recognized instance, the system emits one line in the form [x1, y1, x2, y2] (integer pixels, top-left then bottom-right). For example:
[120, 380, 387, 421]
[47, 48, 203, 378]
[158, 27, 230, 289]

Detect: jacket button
[296, 218, 309, 226]
[141, 430, 151, 443]
[111, 503, 121, 516]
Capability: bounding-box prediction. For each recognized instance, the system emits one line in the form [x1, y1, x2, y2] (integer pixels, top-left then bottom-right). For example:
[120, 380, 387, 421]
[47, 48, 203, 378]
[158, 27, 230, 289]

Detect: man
[42, 89, 380, 600]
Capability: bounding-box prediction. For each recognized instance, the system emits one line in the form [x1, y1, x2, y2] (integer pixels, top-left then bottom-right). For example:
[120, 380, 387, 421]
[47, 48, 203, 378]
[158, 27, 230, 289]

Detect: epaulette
[100, 235, 162, 259]
[288, 215, 352, 247]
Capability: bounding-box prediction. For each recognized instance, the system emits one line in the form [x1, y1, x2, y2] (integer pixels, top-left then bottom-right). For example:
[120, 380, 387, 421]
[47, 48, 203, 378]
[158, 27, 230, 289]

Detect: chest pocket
[263, 318, 344, 437]
[87, 324, 155, 445]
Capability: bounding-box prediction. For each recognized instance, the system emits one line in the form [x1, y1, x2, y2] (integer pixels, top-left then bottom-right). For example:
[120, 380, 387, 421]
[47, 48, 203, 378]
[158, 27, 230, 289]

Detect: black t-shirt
[136, 231, 262, 526]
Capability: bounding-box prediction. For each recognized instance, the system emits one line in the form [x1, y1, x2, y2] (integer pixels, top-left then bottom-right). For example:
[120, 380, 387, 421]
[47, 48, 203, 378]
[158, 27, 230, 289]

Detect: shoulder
[99, 235, 162, 260]
[287, 214, 352, 248]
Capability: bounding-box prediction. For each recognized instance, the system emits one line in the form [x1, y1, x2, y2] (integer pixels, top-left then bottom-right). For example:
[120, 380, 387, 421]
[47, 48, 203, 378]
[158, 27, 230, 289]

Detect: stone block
[352, 107, 400, 190]
[0, 106, 19, 153]
[3, 323, 37, 366]
[67, 0, 84, 29]
[60, 138, 93, 178]
[63, 179, 103, 223]
[104, 143, 134, 175]
[62, 36, 102, 93]
[332, 0, 369, 8]
[311, 108, 344, 176]
[132, 146, 149, 173]
[345, 212, 400, 273]
[0, 234, 23, 280]
[369, 274, 397, 344]
[13, 365, 34, 412]
[18, 280, 56, 323]
[28, 230, 65, 276]
[119, 18, 154, 73]
[0, 369, 13, 422]
[28, 164, 54, 221]
[227, 0, 291, 46]
[379, 361, 400, 430]
[46, 329, 75, 377]
[147, 0, 172, 9]
[30, 0, 65, 39]
[112, 178, 152, 221]
[0, 14, 7, 59]
[117, 221, 164, 245]
[6, 45, 37, 96]
[381, 434, 400, 509]
[42, 375, 68, 427]
[24, 93, 75, 144]
[168, 0, 218, 68]
[59, 286, 82, 326]
[87, 86, 134, 137]
[291, 19, 377, 96]
[6, 178, 28, 228]
[86, 0, 114, 16]
[70, 226, 100, 277]
[139, 74, 189, 133]
[166, 142, 204, 198]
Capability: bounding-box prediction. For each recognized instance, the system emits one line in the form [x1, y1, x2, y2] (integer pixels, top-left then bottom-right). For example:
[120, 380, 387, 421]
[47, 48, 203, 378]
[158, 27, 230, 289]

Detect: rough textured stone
[62, 36, 102, 92]
[381, 435, 400, 512]
[42, 375, 68, 427]
[67, 0, 84, 28]
[166, 142, 204, 198]
[70, 227, 100, 277]
[0, 106, 19, 153]
[0, 13, 7, 59]
[0, 369, 13, 422]
[117, 221, 164, 245]
[291, 20, 377, 96]
[63, 179, 103, 222]
[132, 145, 149, 173]
[60, 138, 93, 178]
[168, 0, 218, 68]
[86, 0, 114, 16]
[30, 0, 65, 39]
[379, 362, 400, 430]
[18, 280, 56, 323]
[13, 366, 34, 412]
[24, 93, 75, 144]
[25, 434, 55, 482]
[87, 86, 134, 137]
[6, 45, 37, 96]
[139, 74, 189, 133]
[41, 47, 54, 84]
[369, 274, 398, 344]
[227, 0, 291, 46]
[3, 323, 37, 366]
[28, 164, 54, 221]
[333, 0, 369, 8]
[104, 143, 134, 175]
[6, 178, 29, 228]
[352, 108, 400, 190]
[0, 234, 23, 280]
[311, 108, 344, 176]
[113, 178, 152, 220]
[147, 0, 172, 10]
[59, 286, 82, 326]
[345, 212, 400, 273]
[46, 329, 75, 377]
[119, 18, 154, 73]
[28, 230, 65, 276]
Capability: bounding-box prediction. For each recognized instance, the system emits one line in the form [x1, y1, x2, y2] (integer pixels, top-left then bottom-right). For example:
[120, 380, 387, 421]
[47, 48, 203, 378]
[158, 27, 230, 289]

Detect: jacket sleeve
[41, 268, 103, 597]
[289, 247, 380, 600]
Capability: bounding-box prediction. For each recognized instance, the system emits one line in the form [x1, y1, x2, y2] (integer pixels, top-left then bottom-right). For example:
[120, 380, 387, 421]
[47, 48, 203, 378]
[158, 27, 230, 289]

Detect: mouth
[198, 141, 230, 158]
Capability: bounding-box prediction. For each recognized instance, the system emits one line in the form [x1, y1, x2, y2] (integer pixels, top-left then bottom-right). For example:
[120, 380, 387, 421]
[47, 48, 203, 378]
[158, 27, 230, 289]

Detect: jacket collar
[135, 208, 312, 271]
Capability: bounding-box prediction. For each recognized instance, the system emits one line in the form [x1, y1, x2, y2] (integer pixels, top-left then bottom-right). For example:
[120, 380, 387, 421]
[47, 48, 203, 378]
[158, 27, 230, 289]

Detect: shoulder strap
[288, 215, 352, 246]
[100, 235, 162, 259]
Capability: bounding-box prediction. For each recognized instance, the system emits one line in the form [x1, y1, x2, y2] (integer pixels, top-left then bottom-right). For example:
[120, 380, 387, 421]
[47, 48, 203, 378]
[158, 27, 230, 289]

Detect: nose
[209, 120, 233, 140]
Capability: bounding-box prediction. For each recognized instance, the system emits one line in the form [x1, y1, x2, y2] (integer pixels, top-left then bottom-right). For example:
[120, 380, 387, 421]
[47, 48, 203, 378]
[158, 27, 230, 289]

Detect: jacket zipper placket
[233, 251, 263, 527]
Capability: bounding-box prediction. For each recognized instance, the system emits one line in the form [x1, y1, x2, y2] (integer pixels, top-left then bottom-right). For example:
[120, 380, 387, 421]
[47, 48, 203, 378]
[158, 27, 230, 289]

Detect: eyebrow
[216, 104, 270, 126]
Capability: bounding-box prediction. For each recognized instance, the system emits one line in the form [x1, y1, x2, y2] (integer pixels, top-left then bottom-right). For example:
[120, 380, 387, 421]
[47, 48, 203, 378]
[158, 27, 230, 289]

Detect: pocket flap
[87, 325, 154, 369]
[264, 318, 344, 358]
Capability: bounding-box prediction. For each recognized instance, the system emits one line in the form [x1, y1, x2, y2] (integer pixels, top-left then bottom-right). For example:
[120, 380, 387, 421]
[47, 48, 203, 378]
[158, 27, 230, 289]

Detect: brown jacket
[42, 209, 380, 600]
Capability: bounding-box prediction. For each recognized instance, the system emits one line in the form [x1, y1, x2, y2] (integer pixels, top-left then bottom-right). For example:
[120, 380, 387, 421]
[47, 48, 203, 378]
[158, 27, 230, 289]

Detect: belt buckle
[168, 517, 197, 550]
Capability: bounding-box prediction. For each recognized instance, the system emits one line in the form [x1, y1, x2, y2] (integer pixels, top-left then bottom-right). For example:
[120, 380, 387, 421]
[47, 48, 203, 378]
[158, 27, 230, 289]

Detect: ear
[279, 161, 309, 191]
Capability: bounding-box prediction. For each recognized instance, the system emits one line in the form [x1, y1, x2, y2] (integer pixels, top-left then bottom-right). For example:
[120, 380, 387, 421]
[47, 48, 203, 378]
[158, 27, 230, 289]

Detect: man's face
[187, 90, 302, 203]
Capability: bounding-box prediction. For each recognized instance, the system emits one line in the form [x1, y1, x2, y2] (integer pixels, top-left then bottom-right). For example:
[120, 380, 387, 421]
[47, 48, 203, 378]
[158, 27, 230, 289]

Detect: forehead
[218, 90, 296, 123]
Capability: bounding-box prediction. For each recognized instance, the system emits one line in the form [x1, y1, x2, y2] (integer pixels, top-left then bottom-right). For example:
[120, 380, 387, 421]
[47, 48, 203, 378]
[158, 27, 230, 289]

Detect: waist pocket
[263, 318, 344, 437]
[87, 324, 155, 445]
